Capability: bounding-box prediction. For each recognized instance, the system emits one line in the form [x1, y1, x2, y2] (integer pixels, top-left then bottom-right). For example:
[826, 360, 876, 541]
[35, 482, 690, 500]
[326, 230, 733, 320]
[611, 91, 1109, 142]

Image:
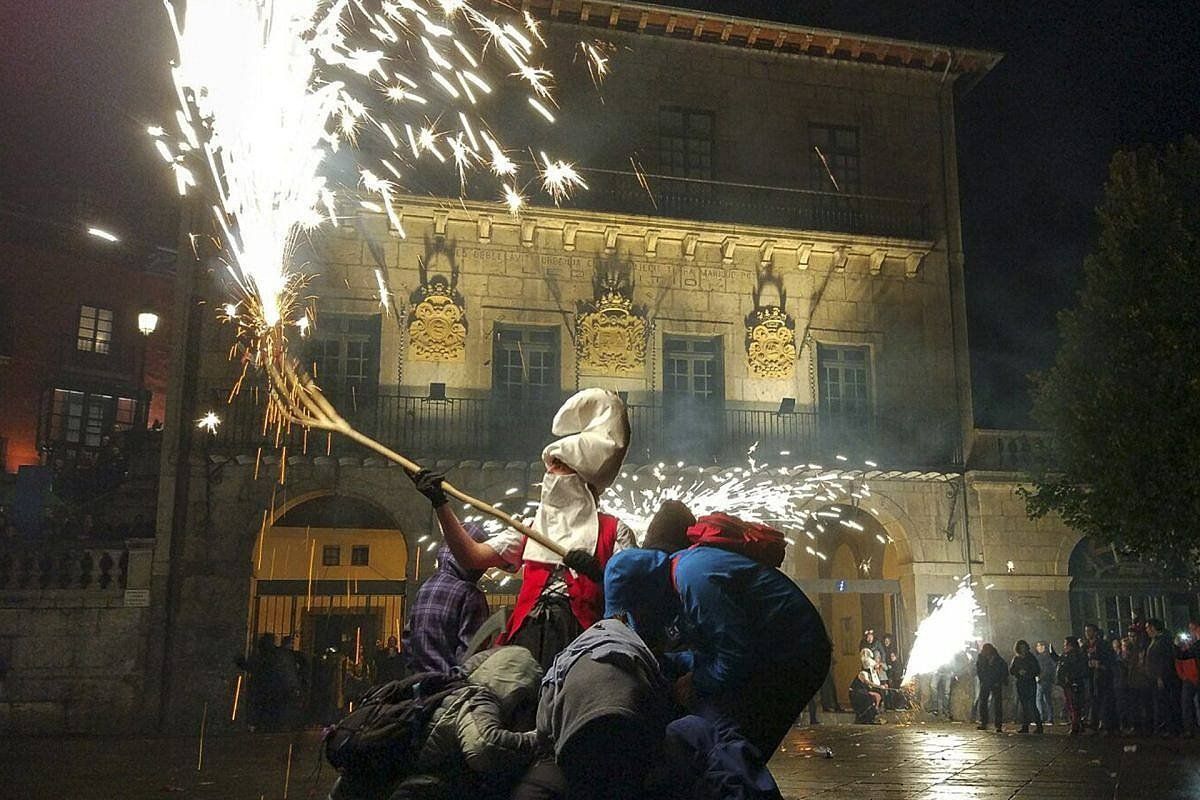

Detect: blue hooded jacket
[605, 547, 828, 696]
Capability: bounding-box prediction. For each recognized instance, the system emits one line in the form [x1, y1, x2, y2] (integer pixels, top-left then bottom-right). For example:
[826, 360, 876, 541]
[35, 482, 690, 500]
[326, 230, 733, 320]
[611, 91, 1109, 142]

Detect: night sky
[2, 1, 1197, 428]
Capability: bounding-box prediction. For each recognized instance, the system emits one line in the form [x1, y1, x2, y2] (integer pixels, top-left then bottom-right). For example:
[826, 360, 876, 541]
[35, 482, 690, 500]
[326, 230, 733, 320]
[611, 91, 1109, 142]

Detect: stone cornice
[368, 194, 937, 278]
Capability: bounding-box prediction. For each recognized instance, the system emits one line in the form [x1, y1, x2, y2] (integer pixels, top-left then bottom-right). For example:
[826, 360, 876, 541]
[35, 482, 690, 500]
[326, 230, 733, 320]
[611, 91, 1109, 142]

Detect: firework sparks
[158, 0, 592, 338]
[539, 152, 587, 203]
[901, 580, 984, 685]
[578, 40, 612, 89]
[196, 411, 222, 435]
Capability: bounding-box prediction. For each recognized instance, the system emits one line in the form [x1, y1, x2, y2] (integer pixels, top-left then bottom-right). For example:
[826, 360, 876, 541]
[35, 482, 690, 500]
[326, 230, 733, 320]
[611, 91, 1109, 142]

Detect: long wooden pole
[266, 358, 565, 557]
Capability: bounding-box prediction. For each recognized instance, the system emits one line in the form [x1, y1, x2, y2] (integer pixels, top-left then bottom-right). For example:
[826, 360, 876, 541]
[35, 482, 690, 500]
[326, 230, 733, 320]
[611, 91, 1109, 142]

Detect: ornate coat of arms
[746, 306, 798, 379]
[576, 262, 647, 374]
[408, 237, 467, 362]
[745, 267, 796, 379]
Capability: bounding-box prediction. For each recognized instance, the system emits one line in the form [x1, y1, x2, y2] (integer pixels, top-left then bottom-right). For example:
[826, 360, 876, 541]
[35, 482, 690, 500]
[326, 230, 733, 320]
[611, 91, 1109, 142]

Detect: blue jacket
[605, 547, 828, 697]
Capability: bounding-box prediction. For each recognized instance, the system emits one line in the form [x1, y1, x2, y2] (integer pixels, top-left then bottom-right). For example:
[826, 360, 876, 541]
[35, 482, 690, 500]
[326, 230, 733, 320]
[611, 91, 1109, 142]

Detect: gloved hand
[563, 548, 604, 582]
[410, 469, 448, 509]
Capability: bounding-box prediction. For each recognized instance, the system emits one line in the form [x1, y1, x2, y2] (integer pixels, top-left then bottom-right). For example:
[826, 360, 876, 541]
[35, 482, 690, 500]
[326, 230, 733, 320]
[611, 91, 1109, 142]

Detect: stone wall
[0, 539, 156, 734]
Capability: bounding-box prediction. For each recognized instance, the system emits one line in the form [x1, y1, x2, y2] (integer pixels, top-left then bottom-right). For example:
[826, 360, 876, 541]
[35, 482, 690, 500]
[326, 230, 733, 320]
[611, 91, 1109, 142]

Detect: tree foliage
[1022, 137, 1200, 575]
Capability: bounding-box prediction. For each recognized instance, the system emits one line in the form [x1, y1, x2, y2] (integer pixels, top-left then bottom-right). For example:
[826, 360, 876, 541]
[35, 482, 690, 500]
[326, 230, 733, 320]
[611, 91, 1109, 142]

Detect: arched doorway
[247, 493, 407, 723]
[1068, 536, 1195, 637]
[794, 504, 906, 705]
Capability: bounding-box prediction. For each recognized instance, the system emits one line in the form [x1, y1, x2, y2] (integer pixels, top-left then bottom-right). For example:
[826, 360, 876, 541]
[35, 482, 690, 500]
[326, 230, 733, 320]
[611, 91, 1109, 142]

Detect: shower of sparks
[196, 411, 222, 434]
[900, 580, 985, 685]
[155, 0, 591, 356]
[539, 152, 587, 203]
[578, 40, 612, 89]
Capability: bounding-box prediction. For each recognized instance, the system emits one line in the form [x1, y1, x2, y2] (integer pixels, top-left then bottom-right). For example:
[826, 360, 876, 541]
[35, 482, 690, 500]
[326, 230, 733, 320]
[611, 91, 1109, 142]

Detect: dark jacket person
[604, 541, 830, 760]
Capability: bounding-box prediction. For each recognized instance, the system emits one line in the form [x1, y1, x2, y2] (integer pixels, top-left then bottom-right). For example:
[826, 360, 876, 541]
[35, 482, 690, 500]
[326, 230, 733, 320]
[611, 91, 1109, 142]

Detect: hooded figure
[604, 544, 831, 765]
[524, 387, 631, 564]
[409, 389, 636, 673]
[404, 532, 492, 675]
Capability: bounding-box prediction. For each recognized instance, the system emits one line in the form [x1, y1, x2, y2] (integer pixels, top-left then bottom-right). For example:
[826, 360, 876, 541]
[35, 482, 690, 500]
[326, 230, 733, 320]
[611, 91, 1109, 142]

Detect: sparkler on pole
[157, 0, 594, 556]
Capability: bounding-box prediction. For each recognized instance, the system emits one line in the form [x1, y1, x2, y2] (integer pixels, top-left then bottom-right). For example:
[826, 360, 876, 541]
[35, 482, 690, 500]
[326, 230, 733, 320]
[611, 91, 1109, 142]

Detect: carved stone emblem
[576, 261, 647, 374]
[408, 237, 466, 362]
[745, 266, 796, 379]
[746, 306, 798, 379]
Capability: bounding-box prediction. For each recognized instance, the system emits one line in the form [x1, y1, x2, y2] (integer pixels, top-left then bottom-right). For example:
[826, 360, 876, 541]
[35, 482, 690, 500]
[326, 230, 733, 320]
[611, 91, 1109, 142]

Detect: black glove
[410, 469, 448, 509]
[563, 549, 604, 582]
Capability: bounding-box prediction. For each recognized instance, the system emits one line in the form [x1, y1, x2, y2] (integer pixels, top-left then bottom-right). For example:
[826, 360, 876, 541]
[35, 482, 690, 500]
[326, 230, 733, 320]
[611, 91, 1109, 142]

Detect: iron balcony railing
[416, 166, 931, 241]
[199, 387, 961, 469]
[573, 168, 932, 241]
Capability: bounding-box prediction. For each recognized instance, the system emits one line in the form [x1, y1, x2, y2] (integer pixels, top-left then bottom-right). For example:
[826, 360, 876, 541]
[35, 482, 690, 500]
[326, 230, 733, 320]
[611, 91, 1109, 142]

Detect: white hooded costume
[487, 388, 632, 567]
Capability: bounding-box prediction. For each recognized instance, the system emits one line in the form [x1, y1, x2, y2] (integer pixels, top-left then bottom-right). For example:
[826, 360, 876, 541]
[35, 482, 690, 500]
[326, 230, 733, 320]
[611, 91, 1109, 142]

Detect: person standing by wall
[975, 643, 1007, 732]
[1146, 618, 1181, 736]
[1010, 640, 1043, 734]
[1056, 636, 1089, 735]
[1082, 623, 1118, 734]
[1034, 641, 1058, 725]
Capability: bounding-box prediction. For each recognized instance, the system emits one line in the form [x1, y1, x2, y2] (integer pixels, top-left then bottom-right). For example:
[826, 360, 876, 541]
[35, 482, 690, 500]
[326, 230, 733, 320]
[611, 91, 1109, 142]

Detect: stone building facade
[5, 2, 1193, 734]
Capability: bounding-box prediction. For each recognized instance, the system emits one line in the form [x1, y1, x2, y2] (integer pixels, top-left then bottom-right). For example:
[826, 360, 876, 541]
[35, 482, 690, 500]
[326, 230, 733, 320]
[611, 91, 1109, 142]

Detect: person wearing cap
[605, 501, 832, 761]
[411, 388, 635, 671]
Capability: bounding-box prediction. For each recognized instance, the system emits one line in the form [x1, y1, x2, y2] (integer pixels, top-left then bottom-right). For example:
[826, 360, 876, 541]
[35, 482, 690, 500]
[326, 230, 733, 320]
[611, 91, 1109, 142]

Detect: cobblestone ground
[3, 721, 1199, 800]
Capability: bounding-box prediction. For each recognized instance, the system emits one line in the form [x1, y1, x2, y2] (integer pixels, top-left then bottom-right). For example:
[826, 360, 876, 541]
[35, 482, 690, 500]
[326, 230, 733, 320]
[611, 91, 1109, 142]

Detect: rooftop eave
[525, 0, 1003, 83]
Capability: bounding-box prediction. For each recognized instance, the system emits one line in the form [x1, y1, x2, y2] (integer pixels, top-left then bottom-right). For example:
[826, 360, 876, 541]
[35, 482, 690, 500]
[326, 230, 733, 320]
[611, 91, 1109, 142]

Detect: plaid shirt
[403, 545, 490, 674]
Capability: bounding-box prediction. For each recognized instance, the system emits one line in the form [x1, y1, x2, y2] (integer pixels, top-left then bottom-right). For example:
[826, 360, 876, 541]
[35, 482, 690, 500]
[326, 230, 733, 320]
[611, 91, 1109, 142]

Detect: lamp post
[137, 312, 159, 427]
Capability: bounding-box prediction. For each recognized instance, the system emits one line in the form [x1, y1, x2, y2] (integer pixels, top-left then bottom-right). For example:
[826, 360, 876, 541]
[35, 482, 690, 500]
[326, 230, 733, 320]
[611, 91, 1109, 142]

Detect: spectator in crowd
[1177, 620, 1200, 737]
[1010, 640, 1043, 734]
[236, 633, 300, 732]
[860, 630, 885, 667]
[1125, 633, 1153, 735]
[1083, 623, 1118, 734]
[975, 643, 1007, 732]
[1056, 636, 1089, 735]
[1113, 637, 1132, 732]
[374, 635, 407, 683]
[850, 662, 885, 725]
[1034, 641, 1058, 725]
[1144, 619, 1180, 737]
[929, 659, 955, 720]
[880, 632, 900, 684]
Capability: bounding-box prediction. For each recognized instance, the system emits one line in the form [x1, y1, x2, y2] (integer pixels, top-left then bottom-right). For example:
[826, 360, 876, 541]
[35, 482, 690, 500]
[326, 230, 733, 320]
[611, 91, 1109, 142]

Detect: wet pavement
[3, 721, 1199, 799]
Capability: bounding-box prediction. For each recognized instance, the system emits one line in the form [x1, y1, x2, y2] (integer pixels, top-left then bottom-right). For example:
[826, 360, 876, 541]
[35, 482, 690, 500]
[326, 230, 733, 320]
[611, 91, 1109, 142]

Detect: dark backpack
[324, 671, 466, 795]
[685, 513, 786, 568]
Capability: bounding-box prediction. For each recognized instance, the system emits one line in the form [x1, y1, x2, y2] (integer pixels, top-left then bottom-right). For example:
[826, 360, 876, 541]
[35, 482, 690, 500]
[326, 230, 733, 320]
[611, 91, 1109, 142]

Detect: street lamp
[136, 311, 159, 428]
[138, 312, 159, 337]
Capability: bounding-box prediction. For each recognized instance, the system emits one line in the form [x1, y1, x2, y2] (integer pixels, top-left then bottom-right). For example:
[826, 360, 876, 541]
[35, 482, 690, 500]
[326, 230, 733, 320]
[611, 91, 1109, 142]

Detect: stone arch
[854, 483, 922, 567]
[1053, 529, 1088, 578]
